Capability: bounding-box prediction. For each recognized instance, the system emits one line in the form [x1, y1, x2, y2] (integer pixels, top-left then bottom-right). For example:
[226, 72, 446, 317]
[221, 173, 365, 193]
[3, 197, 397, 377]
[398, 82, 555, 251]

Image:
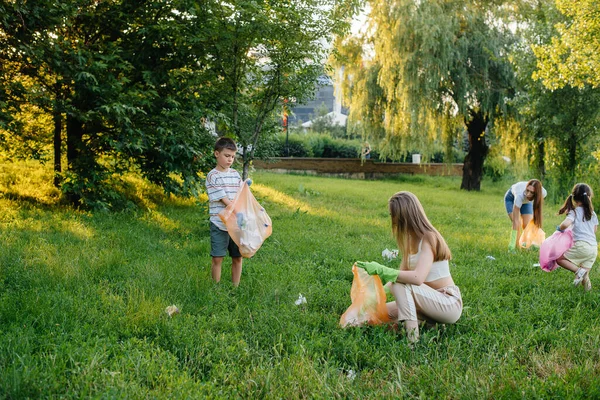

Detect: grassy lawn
[1, 162, 599, 398]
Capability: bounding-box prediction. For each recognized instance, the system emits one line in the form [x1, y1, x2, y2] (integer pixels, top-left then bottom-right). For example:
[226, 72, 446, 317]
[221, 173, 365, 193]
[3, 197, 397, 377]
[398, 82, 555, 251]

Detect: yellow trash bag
[218, 180, 272, 258]
[519, 220, 545, 249]
[340, 263, 391, 327]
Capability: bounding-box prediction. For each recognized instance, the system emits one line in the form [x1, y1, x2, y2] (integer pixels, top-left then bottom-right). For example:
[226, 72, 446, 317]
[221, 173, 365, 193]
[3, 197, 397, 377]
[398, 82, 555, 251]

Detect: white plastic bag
[219, 181, 272, 258]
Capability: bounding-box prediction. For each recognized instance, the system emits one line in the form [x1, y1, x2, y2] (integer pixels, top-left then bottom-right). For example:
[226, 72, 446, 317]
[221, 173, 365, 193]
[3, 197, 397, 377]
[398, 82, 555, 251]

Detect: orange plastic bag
[340, 264, 391, 327]
[519, 220, 545, 249]
[218, 181, 272, 258]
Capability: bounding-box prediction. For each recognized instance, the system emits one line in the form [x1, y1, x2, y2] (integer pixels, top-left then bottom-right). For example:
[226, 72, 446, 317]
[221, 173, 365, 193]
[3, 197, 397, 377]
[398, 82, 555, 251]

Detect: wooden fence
[253, 157, 463, 179]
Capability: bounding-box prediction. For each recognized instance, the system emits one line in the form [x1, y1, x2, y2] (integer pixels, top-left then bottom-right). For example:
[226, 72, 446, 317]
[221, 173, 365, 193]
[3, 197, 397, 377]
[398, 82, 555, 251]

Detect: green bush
[483, 154, 510, 182]
[280, 134, 313, 157]
[320, 135, 361, 158]
[275, 133, 361, 158]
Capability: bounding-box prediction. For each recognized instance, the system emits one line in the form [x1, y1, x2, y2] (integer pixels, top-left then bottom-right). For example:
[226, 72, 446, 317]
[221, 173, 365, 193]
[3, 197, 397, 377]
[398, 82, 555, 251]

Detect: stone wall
[253, 158, 463, 179]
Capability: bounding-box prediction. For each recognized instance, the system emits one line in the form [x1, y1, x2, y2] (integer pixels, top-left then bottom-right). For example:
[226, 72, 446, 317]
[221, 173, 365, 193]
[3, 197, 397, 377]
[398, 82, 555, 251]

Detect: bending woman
[504, 179, 547, 251]
[357, 191, 462, 343]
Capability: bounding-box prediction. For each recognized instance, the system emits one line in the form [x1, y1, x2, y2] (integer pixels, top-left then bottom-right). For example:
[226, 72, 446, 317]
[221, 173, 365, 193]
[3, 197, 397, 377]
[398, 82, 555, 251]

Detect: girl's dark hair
[215, 137, 237, 152]
[558, 183, 594, 221]
[528, 179, 544, 228]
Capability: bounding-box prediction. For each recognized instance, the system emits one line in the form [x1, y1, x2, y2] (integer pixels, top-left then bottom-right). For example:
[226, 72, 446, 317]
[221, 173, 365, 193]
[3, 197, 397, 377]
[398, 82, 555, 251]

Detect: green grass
[1, 161, 600, 398]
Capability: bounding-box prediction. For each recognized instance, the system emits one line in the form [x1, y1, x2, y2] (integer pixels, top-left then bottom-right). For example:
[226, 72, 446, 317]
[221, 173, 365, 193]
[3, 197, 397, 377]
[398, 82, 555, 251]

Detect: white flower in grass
[165, 305, 180, 317]
[347, 369, 356, 380]
[295, 293, 307, 305]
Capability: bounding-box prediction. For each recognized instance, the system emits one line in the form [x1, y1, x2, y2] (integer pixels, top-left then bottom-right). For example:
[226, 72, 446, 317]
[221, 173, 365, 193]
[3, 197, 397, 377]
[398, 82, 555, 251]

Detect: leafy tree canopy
[533, 0, 600, 89]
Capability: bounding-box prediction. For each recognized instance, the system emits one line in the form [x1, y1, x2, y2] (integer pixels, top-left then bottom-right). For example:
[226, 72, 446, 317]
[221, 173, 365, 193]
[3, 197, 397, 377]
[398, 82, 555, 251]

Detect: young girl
[504, 179, 547, 250]
[556, 183, 598, 291]
[357, 191, 462, 343]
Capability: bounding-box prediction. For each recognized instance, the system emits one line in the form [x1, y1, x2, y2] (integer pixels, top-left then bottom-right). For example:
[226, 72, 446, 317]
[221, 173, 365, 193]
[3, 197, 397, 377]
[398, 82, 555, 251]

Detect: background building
[288, 76, 346, 126]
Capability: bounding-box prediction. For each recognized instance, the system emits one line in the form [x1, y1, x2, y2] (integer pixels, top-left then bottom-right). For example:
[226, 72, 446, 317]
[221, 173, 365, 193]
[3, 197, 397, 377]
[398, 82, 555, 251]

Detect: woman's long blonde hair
[389, 191, 451, 269]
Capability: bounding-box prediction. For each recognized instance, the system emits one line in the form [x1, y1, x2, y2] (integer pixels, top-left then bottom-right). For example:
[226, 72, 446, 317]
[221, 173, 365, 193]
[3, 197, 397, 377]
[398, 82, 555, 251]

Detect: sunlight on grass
[252, 184, 334, 217]
[0, 161, 61, 205]
[252, 183, 388, 229]
[62, 219, 95, 239]
[0, 208, 95, 239]
[142, 210, 181, 232]
[124, 285, 166, 330]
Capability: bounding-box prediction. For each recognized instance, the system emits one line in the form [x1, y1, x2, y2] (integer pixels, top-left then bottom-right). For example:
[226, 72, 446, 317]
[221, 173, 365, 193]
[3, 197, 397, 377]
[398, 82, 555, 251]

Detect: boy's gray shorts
[210, 223, 242, 258]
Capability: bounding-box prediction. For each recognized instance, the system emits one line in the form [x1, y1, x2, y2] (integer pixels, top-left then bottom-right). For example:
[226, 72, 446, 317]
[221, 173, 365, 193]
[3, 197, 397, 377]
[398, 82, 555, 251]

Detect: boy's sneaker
[573, 268, 587, 286]
[583, 274, 592, 291]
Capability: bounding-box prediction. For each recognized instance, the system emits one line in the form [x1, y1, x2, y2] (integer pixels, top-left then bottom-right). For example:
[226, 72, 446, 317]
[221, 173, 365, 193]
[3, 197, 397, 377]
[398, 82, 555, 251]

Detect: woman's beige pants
[387, 283, 463, 324]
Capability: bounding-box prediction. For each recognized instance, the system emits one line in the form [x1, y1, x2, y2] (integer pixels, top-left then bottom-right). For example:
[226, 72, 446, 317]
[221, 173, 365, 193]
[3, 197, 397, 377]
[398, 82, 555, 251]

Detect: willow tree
[334, 0, 517, 190]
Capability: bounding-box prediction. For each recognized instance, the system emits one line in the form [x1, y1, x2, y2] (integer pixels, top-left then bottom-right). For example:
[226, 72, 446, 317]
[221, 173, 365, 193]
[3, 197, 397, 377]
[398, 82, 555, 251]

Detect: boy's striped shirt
[206, 168, 242, 230]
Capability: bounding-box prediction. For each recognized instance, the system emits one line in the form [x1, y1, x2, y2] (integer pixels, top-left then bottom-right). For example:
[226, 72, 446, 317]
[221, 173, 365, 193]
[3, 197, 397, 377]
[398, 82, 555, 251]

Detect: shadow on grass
[1, 190, 65, 209]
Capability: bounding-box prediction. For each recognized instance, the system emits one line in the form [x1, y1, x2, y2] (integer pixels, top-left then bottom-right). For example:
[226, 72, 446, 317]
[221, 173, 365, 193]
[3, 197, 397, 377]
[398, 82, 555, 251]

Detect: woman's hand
[356, 261, 399, 285]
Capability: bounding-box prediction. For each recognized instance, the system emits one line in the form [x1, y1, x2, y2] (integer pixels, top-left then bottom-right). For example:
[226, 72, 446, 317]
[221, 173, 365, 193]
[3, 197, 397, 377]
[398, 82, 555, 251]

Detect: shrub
[484, 153, 511, 182]
[274, 133, 361, 158]
[276, 133, 312, 157]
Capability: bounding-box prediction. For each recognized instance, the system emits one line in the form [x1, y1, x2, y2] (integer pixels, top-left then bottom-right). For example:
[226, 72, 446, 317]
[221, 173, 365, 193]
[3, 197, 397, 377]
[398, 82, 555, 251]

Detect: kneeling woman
[358, 192, 462, 343]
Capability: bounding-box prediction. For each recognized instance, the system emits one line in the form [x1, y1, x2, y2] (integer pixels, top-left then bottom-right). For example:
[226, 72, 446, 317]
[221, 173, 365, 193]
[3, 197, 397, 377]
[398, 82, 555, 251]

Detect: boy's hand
[356, 261, 399, 285]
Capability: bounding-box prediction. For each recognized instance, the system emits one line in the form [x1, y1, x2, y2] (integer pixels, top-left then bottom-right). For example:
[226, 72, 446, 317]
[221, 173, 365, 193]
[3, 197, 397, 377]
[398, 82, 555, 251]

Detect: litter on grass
[295, 293, 307, 305]
[382, 248, 399, 261]
[346, 370, 357, 380]
[165, 305, 180, 317]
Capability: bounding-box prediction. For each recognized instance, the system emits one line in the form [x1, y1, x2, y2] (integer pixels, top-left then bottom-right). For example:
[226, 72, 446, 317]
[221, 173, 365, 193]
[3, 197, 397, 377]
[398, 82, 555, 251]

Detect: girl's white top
[567, 207, 598, 245]
[511, 181, 547, 208]
[408, 240, 451, 282]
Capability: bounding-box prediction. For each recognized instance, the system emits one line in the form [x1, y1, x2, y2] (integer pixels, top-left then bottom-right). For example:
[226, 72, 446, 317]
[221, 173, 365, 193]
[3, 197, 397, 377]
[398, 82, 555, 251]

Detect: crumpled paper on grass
[165, 305, 180, 317]
[382, 248, 399, 261]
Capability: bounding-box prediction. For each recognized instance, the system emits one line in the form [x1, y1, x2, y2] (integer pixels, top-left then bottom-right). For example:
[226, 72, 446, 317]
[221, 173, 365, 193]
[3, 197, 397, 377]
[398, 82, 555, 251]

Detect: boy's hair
[559, 183, 594, 221]
[389, 191, 451, 269]
[527, 179, 544, 228]
[215, 137, 237, 152]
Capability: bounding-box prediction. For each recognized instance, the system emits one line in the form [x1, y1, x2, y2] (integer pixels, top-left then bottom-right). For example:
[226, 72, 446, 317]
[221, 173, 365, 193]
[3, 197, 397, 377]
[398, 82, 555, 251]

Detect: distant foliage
[274, 133, 361, 158]
[533, 0, 600, 89]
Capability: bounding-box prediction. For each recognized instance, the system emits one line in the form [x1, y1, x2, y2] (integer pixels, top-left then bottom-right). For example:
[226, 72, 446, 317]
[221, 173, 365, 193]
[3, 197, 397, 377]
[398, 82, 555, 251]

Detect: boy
[206, 137, 243, 286]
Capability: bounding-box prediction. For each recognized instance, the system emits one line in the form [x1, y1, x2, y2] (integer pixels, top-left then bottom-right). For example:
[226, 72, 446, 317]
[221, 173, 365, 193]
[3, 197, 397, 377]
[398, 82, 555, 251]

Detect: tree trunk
[66, 115, 84, 168]
[53, 104, 62, 188]
[65, 114, 85, 204]
[535, 136, 545, 179]
[460, 110, 489, 191]
[242, 145, 249, 181]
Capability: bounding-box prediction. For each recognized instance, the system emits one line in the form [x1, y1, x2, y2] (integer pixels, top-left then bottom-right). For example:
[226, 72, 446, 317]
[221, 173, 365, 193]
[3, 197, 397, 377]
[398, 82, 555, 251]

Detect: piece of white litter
[382, 248, 399, 261]
[347, 370, 356, 380]
[533, 263, 540, 267]
[165, 305, 180, 317]
[486, 255, 496, 261]
[295, 293, 307, 306]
